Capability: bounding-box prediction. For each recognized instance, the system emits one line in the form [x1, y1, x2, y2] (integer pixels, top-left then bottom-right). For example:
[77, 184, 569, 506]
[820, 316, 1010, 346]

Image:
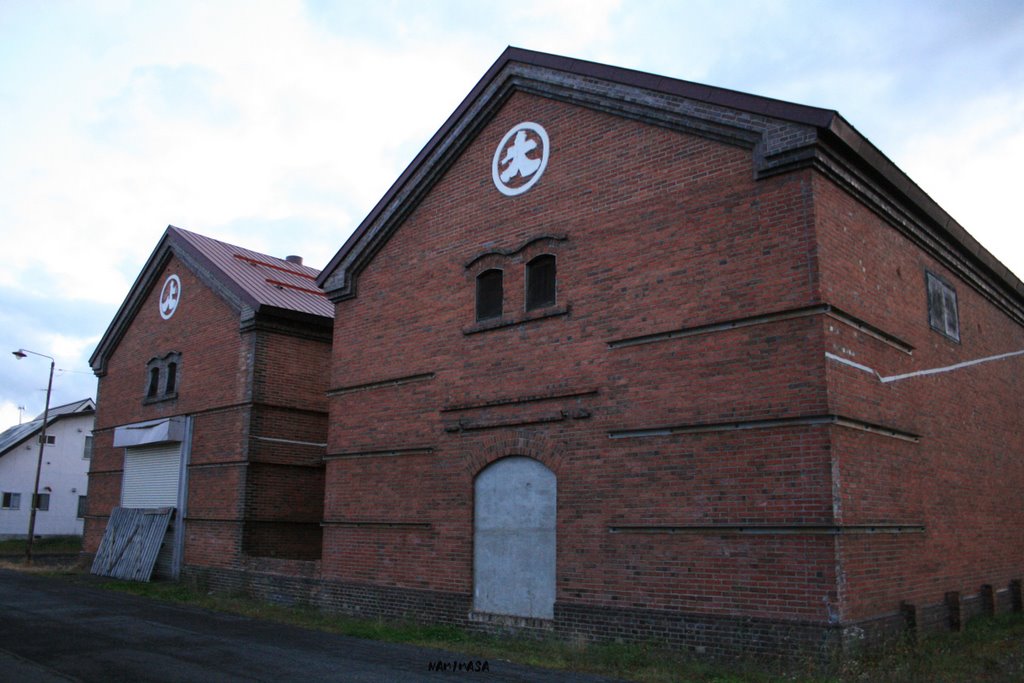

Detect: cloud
[898, 90, 1024, 278]
[0, 0, 1022, 430]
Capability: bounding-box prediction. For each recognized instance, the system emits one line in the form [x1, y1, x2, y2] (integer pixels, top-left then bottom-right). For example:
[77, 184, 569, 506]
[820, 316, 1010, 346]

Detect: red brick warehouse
[87, 48, 1024, 656]
[87, 228, 332, 578]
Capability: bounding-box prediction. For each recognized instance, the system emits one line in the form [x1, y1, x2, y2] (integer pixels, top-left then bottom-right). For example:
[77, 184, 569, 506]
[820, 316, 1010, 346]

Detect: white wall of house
[0, 412, 93, 538]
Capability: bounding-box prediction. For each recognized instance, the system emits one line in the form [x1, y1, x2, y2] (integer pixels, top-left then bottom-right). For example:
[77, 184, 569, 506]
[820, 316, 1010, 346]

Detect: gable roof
[35, 397, 96, 421]
[90, 226, 333, 376]
[316, 46, 1024, 325]
[0, 398, 95, 458]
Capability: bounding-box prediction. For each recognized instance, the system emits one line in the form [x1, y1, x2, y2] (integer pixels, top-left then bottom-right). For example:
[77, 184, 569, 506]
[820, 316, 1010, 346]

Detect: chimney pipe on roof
[285, 255, 303, 265]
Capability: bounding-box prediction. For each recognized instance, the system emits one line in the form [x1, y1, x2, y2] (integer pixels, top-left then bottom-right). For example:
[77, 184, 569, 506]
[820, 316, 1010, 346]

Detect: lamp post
[12, 349, 54, 565]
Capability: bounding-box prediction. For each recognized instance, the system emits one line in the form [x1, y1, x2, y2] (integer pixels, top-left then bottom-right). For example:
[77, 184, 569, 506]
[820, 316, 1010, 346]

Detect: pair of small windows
[476, 255, 556, 322]
[147, 364, 177, 397]
[0, 493, 44, 512]
[145, 353, 180, 401]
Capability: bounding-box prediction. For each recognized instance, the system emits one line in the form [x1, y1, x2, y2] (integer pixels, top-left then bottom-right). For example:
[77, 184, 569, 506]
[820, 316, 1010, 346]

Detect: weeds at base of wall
[86, 579, 1024, 681]
[0, 536, 88, 574]
[0, 558, 84, 575]
[13, 564, 1024, 682]
[0, 535, 83, 555]
[833, 613, 1024, 682]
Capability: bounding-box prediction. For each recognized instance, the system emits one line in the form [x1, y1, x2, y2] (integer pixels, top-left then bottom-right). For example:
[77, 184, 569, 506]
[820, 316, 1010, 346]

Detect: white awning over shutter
[122, 443, 182, 508]
[113, 417, 186, 448]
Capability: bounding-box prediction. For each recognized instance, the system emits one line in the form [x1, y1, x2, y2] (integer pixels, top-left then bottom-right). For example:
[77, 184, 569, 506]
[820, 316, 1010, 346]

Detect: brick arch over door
[473, 456, 556, 619]
[463, 433, 565, 478]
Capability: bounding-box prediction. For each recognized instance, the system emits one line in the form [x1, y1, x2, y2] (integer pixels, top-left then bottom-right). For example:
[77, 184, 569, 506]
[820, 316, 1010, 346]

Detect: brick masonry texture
[87, 250, 331, 563]
[87, 54, 1024, 658]
[316, 88, 1023, 654]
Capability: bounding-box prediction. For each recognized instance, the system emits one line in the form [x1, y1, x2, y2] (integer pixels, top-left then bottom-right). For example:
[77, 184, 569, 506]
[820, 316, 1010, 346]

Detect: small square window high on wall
[926, 271, 960, 342]
[1, 492, 20, 510]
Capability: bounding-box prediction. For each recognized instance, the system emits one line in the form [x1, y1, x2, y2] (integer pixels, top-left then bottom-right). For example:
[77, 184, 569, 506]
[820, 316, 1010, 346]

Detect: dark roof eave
[317, 46, 1023, 304]
[316, 47, 839, 290]
[90, 226, 263, 374]
[251, 305, 334, 331]
[823, 117, 1024, 298]
[91, 226, 331, 375]
[167, 226, 264, 317]
[89, 229, 176, 373]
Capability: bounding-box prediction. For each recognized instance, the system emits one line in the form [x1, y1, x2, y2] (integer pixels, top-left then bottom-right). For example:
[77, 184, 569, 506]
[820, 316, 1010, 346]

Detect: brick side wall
[814, 176, 1024, 624]
[246, 330, 328, 559]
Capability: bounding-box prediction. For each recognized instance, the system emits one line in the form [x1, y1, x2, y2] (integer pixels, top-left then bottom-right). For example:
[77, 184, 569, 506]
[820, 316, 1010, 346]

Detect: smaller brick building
[86, 226, 332, 577]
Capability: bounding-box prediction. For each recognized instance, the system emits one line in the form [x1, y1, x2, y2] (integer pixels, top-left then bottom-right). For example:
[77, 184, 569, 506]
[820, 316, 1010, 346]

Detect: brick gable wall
[322, 92, 841, 649]
[86, 254, 330, 565]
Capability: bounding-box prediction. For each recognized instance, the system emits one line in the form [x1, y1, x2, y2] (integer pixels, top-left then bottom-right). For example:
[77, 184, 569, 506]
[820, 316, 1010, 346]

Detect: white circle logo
[492, 122, 549, 196]
[159, 274, 181, 320]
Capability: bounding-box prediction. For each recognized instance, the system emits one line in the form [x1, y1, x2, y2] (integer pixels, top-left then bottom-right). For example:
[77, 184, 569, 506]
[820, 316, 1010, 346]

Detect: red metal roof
[90, 227, 334, 375]
[170, 227, 334, 319]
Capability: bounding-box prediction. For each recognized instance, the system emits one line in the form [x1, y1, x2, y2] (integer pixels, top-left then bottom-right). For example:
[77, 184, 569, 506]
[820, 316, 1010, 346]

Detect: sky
[1, 0, 1022, 429]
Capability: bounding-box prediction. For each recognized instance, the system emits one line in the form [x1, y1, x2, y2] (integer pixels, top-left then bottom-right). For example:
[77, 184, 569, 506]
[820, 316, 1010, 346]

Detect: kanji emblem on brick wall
[159, 274, 181, 320]
[492, 122, 549, 196]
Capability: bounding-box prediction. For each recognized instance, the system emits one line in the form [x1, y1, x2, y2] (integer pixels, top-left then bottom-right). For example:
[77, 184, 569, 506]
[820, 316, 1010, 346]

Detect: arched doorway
[473, 456, 556, 619]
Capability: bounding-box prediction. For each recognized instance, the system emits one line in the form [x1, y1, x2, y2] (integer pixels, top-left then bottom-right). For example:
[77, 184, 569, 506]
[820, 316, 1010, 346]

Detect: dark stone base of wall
[554, 602, 838, 659]
[182, 564, 471, 626]
[180, 564, 837, 659]
[178, 565, 1024, 661]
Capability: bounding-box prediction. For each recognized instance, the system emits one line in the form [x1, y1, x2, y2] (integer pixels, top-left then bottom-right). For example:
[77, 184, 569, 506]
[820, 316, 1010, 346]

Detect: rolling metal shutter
[122, 443, 181, 508]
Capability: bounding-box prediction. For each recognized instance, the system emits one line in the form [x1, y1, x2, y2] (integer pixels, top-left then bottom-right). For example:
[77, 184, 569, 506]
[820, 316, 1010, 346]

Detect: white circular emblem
[159, 274, 181, 320]
[492, 122, 549, 196]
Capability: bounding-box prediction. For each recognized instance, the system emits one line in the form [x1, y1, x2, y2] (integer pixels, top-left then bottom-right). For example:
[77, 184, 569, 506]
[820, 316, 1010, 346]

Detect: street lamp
[12, 348, 55, 565]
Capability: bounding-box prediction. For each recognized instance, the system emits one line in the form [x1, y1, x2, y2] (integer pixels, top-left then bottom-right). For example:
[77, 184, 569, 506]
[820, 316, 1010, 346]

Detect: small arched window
[165, 362, 177, 394]
[476, 269, 503, 321]
[526, 254, 556, 311]
[147, 367, 160, 398]
[144, 351, 181, 403]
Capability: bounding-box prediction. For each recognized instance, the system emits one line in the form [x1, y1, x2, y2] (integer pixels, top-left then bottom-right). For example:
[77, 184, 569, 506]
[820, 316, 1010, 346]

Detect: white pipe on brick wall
[825, 348, 1024, 383]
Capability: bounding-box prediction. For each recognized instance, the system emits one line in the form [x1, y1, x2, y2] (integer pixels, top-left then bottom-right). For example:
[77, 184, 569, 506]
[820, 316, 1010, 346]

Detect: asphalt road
[0, 569, 621, 683]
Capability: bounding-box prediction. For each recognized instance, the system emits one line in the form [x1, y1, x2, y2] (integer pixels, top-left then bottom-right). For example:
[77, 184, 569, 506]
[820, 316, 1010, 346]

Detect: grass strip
[13, 565, 1024, 683]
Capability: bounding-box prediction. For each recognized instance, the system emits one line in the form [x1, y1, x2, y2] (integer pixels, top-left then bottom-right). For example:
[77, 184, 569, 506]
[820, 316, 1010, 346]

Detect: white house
[0, 398, 94, 539]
